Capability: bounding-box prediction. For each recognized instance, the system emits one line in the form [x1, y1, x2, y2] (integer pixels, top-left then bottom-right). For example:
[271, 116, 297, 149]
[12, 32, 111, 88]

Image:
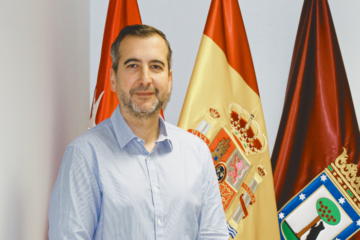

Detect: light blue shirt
[49, 106, 228, 240]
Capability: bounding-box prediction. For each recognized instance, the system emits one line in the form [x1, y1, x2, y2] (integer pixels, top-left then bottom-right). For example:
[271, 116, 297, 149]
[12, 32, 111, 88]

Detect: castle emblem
[211, 138, 230, 162]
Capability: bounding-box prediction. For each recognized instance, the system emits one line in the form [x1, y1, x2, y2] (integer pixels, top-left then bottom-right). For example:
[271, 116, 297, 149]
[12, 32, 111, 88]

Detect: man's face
[110, 34, 172, 119]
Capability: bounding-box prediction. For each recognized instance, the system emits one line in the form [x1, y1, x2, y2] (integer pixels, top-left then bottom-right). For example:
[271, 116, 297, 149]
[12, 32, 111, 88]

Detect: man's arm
[197, 144, 229, 240]
[49, 145, 101, 240]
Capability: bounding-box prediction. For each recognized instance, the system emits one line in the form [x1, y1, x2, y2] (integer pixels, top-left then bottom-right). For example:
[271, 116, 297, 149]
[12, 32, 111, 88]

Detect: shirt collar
[157, 114, 173, 150]
[111, 105, 173, 150]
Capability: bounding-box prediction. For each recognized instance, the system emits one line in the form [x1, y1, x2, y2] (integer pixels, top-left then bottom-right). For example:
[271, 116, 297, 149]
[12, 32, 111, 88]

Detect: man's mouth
[133, 91, 155, 98]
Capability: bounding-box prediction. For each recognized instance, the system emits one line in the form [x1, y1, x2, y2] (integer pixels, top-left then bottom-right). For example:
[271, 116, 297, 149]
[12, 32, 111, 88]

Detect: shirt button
[157, 219, 161, 225]
[154, 187, 158, 192]
[137, 138, 141, 142]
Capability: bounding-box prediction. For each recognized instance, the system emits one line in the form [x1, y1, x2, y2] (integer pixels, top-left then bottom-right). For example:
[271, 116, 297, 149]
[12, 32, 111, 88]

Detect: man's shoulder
[68, 118, 116, 151]
[165, 121, 196, 140]
[165, 122, 208, 149]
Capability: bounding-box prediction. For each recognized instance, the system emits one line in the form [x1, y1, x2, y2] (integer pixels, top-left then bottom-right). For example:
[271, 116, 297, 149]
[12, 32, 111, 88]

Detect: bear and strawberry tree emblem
[296, 198, 341, 239]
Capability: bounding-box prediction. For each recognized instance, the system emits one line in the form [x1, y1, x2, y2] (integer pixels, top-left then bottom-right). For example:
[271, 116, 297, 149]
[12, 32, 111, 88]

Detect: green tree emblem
[316, 198, 341, 225]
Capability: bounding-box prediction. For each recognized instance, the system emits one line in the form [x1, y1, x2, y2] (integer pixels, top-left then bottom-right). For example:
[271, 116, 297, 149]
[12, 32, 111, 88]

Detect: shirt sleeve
[49, 145, 101, 240]
[197, 143, 229, 240]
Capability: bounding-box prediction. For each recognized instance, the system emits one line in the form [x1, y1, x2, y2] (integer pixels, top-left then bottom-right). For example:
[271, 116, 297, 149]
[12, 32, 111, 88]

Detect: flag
[89, 0, 142, 127]
[178, 0, 280, 238]
[271, 0, 360, 238]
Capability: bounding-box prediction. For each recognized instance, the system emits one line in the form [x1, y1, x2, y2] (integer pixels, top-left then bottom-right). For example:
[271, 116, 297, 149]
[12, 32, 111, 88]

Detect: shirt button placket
[146, 154, 164, 240]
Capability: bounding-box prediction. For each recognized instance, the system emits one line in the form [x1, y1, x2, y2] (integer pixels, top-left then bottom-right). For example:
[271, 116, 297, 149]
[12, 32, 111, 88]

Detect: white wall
[0, 1, 89, 239]
[91, 0, 360, 156]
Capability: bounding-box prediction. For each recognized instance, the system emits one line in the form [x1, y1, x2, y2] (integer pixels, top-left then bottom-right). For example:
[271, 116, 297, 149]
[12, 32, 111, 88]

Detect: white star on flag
[279, 212, 285, 220]
[357, 219, 360, 227]
[299, 193, 306, 201]
[320, 174, 327, 182]
[338, 197, 345, 205]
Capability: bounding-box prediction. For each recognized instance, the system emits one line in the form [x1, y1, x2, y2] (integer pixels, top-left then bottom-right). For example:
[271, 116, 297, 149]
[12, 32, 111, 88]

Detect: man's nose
[139, 67, 152, 86]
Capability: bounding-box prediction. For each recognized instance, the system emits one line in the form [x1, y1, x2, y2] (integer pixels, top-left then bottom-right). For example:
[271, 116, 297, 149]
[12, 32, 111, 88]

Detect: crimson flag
[89, 0, 142, 127]
[272, 1, 360, 237]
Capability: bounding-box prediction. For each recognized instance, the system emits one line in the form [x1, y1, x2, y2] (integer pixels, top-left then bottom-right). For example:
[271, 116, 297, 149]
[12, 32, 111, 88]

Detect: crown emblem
[258, 165, 267, 177]
[228, 103, 267, 155]
[210, 108, 220, 119]
[328, 148, 360, 210]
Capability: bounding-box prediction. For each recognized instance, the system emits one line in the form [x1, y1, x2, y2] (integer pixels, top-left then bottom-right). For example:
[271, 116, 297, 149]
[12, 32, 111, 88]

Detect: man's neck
[119, 106, 160, 153]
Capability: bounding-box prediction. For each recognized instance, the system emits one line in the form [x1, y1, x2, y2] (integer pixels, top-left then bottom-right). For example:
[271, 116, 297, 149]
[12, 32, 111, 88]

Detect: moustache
[130, 85, 159, 96]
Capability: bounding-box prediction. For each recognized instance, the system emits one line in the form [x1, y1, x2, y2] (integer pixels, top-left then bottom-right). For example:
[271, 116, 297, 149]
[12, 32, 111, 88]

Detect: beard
[119, 84, 168, 120]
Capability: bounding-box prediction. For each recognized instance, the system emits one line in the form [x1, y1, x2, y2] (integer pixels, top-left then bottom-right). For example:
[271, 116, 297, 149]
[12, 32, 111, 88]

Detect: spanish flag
[178, 0, 279, 238]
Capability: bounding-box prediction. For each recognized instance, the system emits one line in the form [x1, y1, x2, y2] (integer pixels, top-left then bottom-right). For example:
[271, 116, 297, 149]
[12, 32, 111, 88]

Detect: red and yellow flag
[178, 0, 279, 238]
[89, 0, 142, 127]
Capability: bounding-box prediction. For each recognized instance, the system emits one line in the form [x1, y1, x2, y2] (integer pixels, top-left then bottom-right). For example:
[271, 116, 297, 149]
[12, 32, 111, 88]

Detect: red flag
[272, 0, 360, 224]
[89, 0, 142, 127]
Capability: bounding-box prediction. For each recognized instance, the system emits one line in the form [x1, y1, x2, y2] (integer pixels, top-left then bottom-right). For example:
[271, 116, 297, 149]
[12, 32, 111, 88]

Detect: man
[49, 25, 228, 240]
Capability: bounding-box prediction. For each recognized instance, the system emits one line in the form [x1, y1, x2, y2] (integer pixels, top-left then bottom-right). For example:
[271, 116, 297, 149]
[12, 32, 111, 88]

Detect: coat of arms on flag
[278, 148, 360, 240]
[186, 105, 270, 238]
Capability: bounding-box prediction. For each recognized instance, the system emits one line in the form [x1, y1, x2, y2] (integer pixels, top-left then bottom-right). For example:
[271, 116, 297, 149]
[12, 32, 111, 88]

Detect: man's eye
[127, 64, 137, 68]
[152, 65, 162, 70]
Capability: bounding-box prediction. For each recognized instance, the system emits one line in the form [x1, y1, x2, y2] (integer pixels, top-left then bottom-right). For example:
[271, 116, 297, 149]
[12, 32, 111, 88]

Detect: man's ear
[110, 68, 117, 92]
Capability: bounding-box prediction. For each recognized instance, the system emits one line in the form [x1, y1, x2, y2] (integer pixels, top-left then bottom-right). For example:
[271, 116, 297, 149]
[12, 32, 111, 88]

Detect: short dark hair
[110, 24, 172, 74]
